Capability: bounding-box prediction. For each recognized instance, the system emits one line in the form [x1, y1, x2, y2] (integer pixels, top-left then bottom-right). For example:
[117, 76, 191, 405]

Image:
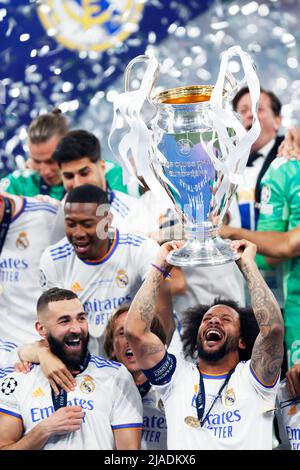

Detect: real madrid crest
[37, 1, 145, 52]
[80, 375, 95, 394]
[16, 232, 29, 250]
[116, 269, 129, 288]
[224, 387, 236, 406]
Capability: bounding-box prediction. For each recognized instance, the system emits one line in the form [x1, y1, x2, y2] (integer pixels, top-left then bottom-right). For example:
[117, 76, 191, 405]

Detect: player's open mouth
[74, 243, 90, 254]
[65, 337, 82, 351]
[204, 328, 224, 346]
[125, 348, 135, 362]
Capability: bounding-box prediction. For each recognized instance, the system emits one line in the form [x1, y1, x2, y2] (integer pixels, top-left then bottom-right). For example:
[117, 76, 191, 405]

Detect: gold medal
[184, 416, 200, 428]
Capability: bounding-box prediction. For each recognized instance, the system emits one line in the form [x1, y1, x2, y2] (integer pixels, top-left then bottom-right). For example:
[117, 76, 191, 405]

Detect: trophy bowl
[150, 85, 239, 266]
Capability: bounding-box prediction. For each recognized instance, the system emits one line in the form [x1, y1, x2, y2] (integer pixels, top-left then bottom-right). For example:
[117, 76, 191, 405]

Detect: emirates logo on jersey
[16, 232, 29, 250]
[116, 269, 129, 288]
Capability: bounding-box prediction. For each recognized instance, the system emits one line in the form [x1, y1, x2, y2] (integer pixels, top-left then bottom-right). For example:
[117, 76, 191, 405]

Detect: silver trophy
[109, 46, 261, 266]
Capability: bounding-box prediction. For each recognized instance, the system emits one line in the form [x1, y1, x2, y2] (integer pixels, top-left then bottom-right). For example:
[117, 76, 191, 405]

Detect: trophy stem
[167, 227, 239, 267]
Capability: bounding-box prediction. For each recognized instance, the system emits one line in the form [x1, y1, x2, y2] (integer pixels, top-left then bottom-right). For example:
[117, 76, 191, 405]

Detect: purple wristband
[151, 263, 171, 279]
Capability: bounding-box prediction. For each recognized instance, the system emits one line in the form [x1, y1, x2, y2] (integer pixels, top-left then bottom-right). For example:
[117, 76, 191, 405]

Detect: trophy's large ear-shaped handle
[124, 54, 160, 103]
[224, 71, 238, 97]
[223, 49, 258, 102]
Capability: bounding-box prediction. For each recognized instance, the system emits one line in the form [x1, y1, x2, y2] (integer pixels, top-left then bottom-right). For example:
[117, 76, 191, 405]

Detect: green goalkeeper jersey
[0, 169, 65, 200]
[257, 157, 300, 366]
[0, 160, 129, 200]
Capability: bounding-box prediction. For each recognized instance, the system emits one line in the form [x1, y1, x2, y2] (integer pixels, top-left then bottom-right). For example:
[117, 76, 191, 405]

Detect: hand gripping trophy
[109, 46, 261, 266]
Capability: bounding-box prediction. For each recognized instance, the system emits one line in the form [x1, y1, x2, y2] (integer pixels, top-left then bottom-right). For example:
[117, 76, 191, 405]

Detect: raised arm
[220, 224, 300, 259]
[155, 274, 175, 346]
[233, 239, 284, 386]
[124, 241, 183, 370]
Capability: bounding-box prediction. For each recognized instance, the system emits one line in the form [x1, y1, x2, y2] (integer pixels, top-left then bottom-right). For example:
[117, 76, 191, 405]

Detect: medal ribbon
[279, 394, 300, 410]
[0, 197, 12, 255]
[51, 386, 68, 411]
[137, 380, 152, 398]
[51, 351, 91, 410]
[196, 367, 235, 427]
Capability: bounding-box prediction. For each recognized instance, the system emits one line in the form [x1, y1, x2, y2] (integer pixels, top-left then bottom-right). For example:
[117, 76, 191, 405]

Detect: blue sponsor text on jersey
[142, 414, 166, 444]
[0, 257, 29, 282]
[191, 393, 241, 439]
[84, 294, 132, 325]
[30, 397, 94, 423]
[286, 425, 300, 447]
[205, 410, 242, 439]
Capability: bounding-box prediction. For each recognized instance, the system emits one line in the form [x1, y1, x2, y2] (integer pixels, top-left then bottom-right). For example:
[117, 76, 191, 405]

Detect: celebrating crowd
[0, 86, 300, 450]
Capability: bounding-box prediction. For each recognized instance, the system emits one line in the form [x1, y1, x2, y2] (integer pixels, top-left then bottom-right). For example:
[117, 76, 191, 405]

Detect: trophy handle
[124, 54, 160, 103]
[224, 50, 257, 100]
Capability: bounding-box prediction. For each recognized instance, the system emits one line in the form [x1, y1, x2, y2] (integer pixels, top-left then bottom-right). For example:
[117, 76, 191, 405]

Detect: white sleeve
[245, 360, 280, 400]
[0, 373, 23, 421]
[0, 345, 19, 369]
[49, 202, 65, 244]
[111, 365, 143, 431]
[39, 248, 60, 290]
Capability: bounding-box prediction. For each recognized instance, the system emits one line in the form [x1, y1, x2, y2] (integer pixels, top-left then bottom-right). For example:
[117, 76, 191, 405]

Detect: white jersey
[39, 230, 159, 355]
[110, 189, 157, 233]
[0, 196, 59, 350]
[149, 355, 279, 450]
[276, 380, 300, 450]
[0, 338, 19, 369]
[0, 355, 143, 450]
[140, 384, 167, 450]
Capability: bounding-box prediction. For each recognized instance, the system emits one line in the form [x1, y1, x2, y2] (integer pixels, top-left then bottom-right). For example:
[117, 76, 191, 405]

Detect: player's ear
[35, 320, 47, 338]
[238, 337, 246, 350]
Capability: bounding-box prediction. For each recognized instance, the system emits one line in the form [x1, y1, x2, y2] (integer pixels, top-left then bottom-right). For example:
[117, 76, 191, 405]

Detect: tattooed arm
[124, 240, 183, 371]
[233, 239, 284, 386]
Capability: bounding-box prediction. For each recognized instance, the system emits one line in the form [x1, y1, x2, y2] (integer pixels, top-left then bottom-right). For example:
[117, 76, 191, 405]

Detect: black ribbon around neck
[196, 367, 235, 427]
[51, 386, 68, 411]
[50, 351, 91, 410]
[137, 380, 151, 398]
[0, 197, 12, 255]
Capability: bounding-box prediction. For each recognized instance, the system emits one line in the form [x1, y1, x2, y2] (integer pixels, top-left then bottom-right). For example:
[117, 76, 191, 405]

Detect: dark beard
[47, 332, 89, 370]
[197, 335, 239, 363]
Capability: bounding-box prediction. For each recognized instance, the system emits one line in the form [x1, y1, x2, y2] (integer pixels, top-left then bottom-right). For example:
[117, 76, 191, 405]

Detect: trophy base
[167, 237, 240, 267]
